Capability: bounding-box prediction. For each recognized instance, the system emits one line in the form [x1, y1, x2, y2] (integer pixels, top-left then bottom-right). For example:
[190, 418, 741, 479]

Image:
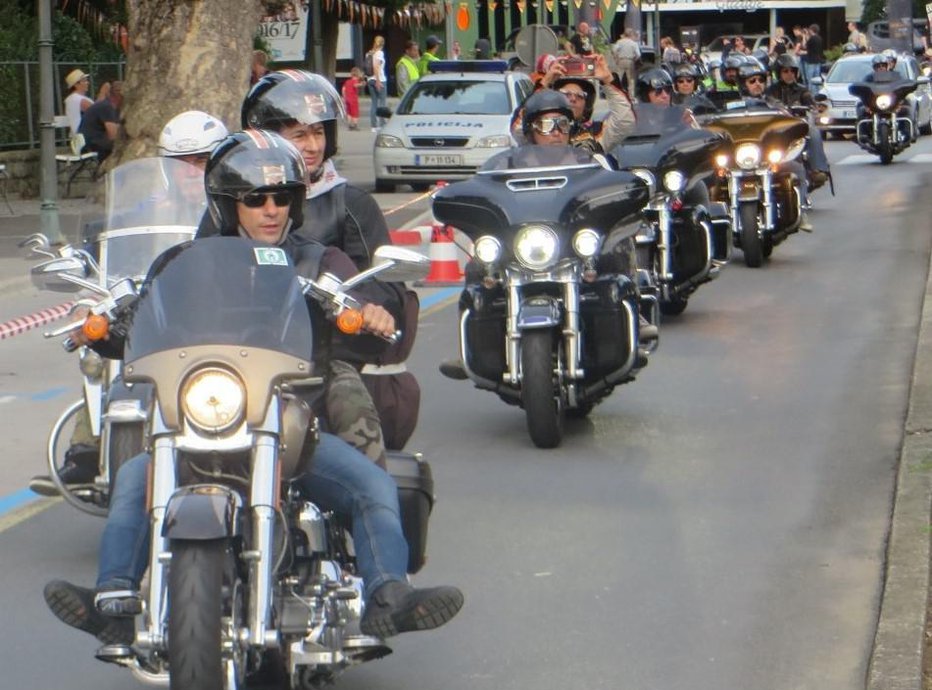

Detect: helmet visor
[245, 76, 346, 128]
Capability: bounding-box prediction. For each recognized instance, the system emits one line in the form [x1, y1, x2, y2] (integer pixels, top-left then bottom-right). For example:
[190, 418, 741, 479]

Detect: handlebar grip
[62, 337, 78, 353]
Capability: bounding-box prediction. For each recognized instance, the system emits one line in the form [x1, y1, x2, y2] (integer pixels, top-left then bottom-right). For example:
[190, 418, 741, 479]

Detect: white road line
[0, 396, 14, 405]
[909, 154, 932, 163]
[836, 154, 882, 165]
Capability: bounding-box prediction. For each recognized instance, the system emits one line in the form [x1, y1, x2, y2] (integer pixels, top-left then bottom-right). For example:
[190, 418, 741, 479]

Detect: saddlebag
[386, 451, 434, 574]
[462, 285, 507, 382]
[579, 276, 638, 376]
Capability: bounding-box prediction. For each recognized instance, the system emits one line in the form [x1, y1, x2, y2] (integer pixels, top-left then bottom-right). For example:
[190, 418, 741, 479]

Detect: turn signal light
[82, 314, 109, 341]
[336, 309, 364, 334]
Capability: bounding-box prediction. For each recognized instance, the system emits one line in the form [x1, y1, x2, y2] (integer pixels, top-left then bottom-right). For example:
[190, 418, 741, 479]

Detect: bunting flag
[517, 0, 526, 10]
[545, 0, 554, 10]
[602, 0, 614, 9]
[573, 0, 583, 7]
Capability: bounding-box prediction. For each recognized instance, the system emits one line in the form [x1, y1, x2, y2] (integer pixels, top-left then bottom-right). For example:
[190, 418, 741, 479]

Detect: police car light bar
[427, 60, 510, 74]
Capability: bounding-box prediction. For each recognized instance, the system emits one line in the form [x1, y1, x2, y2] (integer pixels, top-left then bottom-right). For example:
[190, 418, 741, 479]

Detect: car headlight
[476, 134, 512, 148]
[662, 170, 686, 193]
[735, 143, 761, 170]
[181, 367, 246, 434]
[514, 224, 559, 270]
[572, 228, 601, 258]
[474, 235, 502, 264]
[875, 94, 893, 111]
[375, 134, 404, 148]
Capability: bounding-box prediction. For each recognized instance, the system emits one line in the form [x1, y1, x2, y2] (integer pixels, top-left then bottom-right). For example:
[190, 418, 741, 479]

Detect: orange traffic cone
[415, 223, 464, 287]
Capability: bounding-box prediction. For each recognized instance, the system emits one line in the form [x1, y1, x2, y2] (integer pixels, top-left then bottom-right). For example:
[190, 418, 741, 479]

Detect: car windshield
[827, 59, 911, 83]
[399, 80, 511, 115]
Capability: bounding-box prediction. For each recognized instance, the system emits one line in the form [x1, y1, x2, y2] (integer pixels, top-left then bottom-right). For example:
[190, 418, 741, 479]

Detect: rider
[28, 110, 229, 497]
[671, 63, 718, 114]
[860, 52, 913, 143]
[43, 130, 464, 646]
[714, 55, 746, 92]
[232, 69, 417, 453]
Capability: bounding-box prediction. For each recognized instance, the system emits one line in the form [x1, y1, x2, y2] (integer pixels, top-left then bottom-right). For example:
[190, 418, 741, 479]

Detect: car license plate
[415, 154, 463, 166]
[841, 109, 855, 119]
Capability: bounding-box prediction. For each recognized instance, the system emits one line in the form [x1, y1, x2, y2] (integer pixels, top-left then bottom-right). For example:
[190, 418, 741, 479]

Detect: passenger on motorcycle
[43, 130, 464, 647]
[28, 110, 229, 498]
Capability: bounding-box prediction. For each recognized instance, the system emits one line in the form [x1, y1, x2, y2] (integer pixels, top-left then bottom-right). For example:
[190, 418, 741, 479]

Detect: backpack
[364, 51, 375, 78]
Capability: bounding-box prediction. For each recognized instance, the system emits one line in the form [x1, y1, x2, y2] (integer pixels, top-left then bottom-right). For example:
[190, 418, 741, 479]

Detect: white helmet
[158, 110, 229, 157]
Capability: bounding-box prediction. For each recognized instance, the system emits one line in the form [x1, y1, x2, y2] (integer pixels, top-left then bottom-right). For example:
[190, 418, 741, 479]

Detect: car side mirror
[814, 93, 829, 102]
[376, 106, 393, 119]
[809, 76, 824, 86]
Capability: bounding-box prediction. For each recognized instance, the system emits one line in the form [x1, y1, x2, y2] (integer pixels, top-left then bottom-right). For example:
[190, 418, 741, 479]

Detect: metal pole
[38, 0, 63, 244]
[309, 0, 323, 74]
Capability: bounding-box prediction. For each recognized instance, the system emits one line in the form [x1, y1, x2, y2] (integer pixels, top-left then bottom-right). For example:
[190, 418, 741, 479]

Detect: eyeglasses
[779, 68, 796, 74]
[531, 115, 572, 135]
[558, 89, 587, 101]
[240, 191, 292, 208]
[745, 76, 765, 85]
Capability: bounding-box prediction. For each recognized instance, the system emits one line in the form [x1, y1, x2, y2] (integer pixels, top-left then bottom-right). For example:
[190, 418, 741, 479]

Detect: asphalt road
[1, 135, 931, 690]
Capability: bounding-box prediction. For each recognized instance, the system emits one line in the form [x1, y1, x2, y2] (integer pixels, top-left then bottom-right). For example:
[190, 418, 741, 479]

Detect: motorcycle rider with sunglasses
[43, 130, 464, 649]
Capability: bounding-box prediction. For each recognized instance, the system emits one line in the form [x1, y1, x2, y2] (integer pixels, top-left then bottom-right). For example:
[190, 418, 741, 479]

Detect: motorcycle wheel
[106, 423, 145, 507]
[521, 330, 564, 449]
[739, 203, 764, 268]
[660, 298, 688, 316]
[878, 122, 893, 165]
[168, 539, 236, 690]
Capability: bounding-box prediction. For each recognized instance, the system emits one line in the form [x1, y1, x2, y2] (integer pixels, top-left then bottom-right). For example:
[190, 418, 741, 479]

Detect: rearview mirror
[376, 106, 394, 119]
[30, 256, 88, 293]
[810, 76, 824, 86]
[341, 246, 431, 290]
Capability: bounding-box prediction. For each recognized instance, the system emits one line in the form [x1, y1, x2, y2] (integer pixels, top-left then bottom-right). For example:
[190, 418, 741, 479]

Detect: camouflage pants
[325, 360, 387, 470]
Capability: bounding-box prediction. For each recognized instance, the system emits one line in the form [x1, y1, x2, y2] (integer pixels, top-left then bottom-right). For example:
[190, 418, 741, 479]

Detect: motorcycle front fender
[162, 485, 240, 540]
[517, 296, 562, 330]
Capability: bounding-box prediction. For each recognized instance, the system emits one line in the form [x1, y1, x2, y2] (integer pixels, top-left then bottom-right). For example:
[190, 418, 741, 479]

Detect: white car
[373, 61, 534, 192]
[813, 53, 932, 136]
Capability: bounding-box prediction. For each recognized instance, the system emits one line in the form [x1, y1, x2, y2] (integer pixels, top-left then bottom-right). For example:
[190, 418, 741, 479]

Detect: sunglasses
[675, 77, 694, 83]
[745, 76, 765, 85]
[558, 89, 587, 101]
[240, 191, 292, 208]
[652, 86, 673, 94]
[531, 115, 572, 135]
[779, 68, 796, 73]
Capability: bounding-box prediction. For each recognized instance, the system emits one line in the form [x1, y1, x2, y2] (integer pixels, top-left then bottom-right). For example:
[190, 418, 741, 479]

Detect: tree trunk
[319, 11, 339, 81]
[113, 0, 263, 168]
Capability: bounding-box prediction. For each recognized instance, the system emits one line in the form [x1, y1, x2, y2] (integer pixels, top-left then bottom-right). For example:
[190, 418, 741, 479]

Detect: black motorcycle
[849, 73, 919, 164]
[433, 145, 649, 448]
[608, 104, 731, 316]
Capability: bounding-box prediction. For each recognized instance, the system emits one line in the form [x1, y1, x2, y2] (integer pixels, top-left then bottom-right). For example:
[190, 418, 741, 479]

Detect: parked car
[373, 61, 534, 192]
[812, 52, 932, 136]
[865, 19, 927, 54]
[701, 34, 770, 69]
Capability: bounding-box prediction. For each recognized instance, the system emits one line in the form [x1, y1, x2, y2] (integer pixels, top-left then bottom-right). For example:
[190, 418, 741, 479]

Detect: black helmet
[205, 129, 307, 238]
[722, 54, 748, 74]
[772, 53, 800, 77]
[520, 90, 574, 138]
[872, 53, 891, 70]
[635, 68, 673, 102]
[241, 70, 345, 162]
[552, 76, 597, 121]
[737, 58, 767, 95]
[673, 62, 701, 81]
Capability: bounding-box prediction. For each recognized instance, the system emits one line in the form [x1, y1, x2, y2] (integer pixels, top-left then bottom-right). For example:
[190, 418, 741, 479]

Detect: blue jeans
[804, 61, 821, 85]
[367, 79, 387, 128]
[97, 432, 409, 601]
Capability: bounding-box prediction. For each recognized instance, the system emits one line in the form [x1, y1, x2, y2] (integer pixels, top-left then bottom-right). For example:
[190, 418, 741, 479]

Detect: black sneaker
[43, 580, 134, 645]
[360, 581, 464, 639]
[29, 444, 99, 496]
[438, 359, 468, 381]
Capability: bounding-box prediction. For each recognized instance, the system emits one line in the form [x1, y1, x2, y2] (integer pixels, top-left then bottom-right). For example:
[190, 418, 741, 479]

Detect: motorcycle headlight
[875, 94, 893, 111]
[766, 149, 783, 164]
[714, 153, 730, 168]
[662, 170, 686, 193]
[735, 143, 761, 170]
[514, 224, 559, 270]
[181, 367, 246, 434]
[474, 235, 502, 264]
[572, 228, 601, 258]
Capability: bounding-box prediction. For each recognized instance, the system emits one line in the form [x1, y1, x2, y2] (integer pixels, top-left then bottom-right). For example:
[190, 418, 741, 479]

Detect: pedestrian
[77, 80, 123, 162]
[342, 67, 363, 130]
[569, 21, 594, 55]
[63, 69, 93, 136]
[660, 36, 682, 64]
[365, 35, 387, 131]
[474, 37, 492, 59]
[395, 40, 421, 97]
[451, 40, 462, 60]
[418, 35, 443, 76]
[800, 24, 823, 85]
[612, 28, 641, 94]
[251, 49, 271, 85]
[847, 21, 869, 52]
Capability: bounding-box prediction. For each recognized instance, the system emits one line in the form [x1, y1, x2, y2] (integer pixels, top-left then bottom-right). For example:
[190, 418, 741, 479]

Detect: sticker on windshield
[254, 247, 288, 266]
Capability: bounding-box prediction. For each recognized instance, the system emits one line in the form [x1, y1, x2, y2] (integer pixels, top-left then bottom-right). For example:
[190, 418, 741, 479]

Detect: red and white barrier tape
[0, 301, 74, 341]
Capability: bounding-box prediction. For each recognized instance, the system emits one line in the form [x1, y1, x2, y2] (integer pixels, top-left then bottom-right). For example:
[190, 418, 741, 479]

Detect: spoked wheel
[739, 202, 764, 268]
[521, 330, 564, 449]
[106, 423, 145, 506]
[169, 539, 243, 690]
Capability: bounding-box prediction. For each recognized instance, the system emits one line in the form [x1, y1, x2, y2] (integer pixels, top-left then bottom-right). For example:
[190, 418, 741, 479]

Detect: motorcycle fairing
[162, 485, 241, 540]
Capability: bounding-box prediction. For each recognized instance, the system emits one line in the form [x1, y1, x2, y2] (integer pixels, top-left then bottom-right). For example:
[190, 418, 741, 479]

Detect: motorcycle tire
[168, 539, 237, 690]
[878, 122, 893, 165]
[739, 203, 764, 268]
[521, 330, 564, 449]
[106, 423, 145, 507]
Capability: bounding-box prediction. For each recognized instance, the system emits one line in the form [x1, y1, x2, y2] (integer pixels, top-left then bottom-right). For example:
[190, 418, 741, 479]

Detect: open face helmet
[158, 111, 229, 158]
[520, 89, 575, 139]
[205, 129, 307, 238]
[772, 53, 800, 79]
[552, 76, 597, 121]
[737, 58, 768, 95]
[636, 68, 674, 103]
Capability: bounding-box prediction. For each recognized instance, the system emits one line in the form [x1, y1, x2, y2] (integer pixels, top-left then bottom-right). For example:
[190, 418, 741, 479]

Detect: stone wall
[0, 148, 97, 200]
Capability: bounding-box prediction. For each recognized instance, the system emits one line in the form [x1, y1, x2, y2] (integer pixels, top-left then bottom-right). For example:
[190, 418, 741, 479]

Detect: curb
[867, 172, 932, 690]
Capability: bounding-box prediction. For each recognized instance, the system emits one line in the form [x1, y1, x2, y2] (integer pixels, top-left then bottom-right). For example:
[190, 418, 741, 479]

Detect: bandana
[306, 159, 347, 199]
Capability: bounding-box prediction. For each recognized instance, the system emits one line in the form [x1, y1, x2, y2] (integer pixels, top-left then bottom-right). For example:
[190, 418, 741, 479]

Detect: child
[342, 67, 363, 130]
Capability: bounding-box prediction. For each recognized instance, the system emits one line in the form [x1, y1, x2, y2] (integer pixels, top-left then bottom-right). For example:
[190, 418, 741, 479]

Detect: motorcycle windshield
[101, 157, 207, 232]
[611, 104, 725, 171]
[124, 237, 312, 364]
[93, 229, 197, 285]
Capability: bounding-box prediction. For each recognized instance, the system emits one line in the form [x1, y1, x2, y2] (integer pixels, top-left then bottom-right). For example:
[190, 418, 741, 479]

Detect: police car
[373, 60, 534, 192]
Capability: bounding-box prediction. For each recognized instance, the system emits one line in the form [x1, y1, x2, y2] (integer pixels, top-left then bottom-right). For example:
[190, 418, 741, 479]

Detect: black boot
[43, 580, 134, 645]
[29, 443, 99, 496]
[360, 581, 463, 638]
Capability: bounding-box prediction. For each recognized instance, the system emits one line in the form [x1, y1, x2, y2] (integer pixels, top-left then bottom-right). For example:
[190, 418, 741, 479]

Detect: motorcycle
[608, 103, 732, 317]
[31, 235, 434, 689]
[23, 157, 205, 515]
[432, 145, 650, 449]
[849, 73, 920, 164]
[702, 101, 810, 267]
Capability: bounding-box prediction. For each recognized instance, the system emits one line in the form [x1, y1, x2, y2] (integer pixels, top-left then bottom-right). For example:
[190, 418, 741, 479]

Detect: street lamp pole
[37, 0, 64, 244]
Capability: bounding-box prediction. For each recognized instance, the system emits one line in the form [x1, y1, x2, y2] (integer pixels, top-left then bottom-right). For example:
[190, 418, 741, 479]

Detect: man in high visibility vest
[418, 35, 443, 76]
[396, 40, 421, 97]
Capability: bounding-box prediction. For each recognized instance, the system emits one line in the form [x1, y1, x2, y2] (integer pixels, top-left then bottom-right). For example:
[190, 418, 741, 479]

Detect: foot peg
[95, 644, 135, 666]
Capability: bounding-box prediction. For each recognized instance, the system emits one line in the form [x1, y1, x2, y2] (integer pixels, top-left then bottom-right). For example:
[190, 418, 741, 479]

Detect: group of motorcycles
[25, 157, 437, 690]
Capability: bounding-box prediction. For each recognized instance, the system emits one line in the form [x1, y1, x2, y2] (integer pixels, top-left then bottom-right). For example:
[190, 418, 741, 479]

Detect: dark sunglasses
[652, 86, 673, 94]
[532, 115, 572, 135]
[745, 76, 765, 85]
[240, 191, 292, 208]
[779, 67, 796, 73]
[675, 77, 695, 83]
